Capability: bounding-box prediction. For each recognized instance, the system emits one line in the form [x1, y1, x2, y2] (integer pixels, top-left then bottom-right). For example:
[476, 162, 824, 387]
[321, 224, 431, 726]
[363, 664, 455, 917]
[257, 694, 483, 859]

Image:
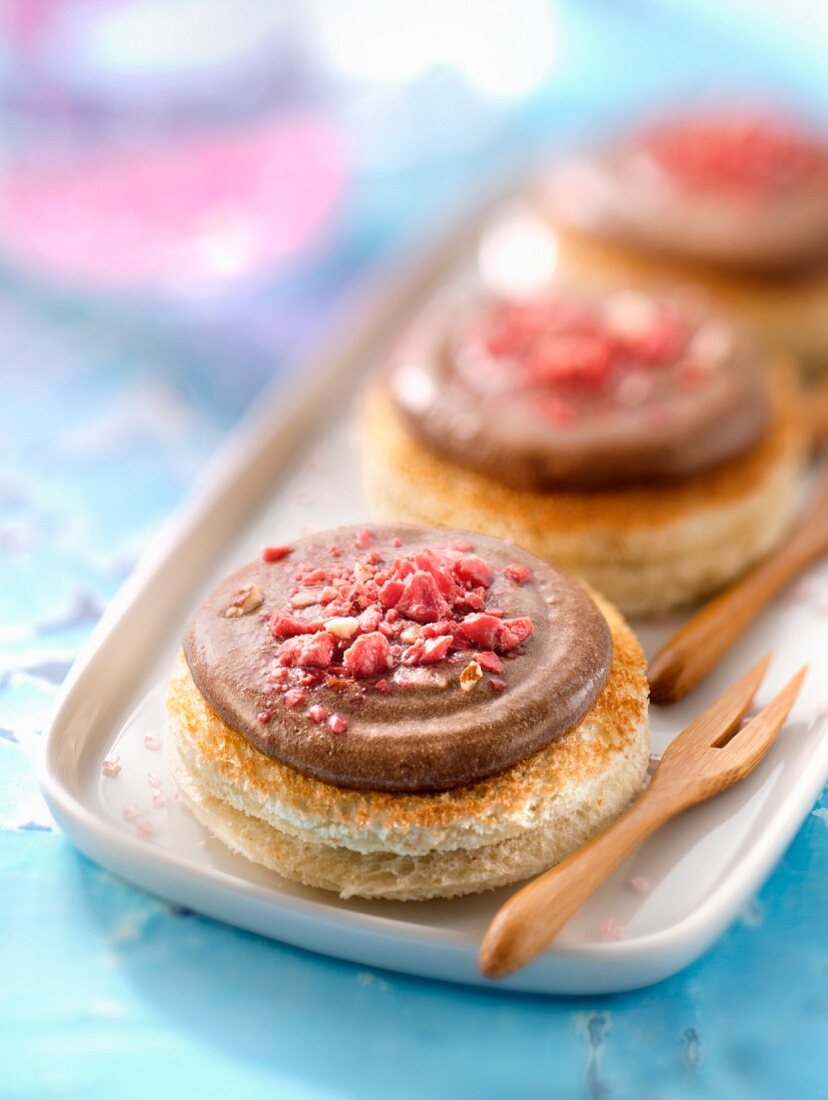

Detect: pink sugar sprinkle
[308, 703, 329, 724]
[647, 753, 662, 776]
[152, 791, 166, 808]
[390, 537, 402, 548]
[147, 771, 162, 790]
[101, 757, 121, 778]
[599, 917, 624, 942]
[122, 803, 140, 822]
[503, 563, 532, 585]
[136, 818, 154, 838]
[263, 544, 292, 563]
[630, 875, 650, 894]
[284, 687, 307, 709]
[143, 733, 161, 750]
[354, 528, 375, 549]
[328, 714, 349, 734]
[490, 677, 507, 692]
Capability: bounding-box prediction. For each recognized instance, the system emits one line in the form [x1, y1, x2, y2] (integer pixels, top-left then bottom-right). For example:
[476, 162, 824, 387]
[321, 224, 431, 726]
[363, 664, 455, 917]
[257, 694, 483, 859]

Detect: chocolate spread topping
[389, 287, 769, 490]
[183, 525, 612, 793]
[547, 108, 828, 272]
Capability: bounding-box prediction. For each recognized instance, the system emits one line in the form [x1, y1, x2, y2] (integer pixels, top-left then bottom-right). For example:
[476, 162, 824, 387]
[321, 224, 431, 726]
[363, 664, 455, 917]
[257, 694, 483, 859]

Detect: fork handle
[479, 784, 674, 978]
[648, 522, 824, 705]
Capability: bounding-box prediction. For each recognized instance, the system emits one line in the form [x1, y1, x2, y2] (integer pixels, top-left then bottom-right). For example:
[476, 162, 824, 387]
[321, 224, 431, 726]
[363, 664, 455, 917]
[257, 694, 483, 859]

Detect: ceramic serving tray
[39, 196, 828, 995]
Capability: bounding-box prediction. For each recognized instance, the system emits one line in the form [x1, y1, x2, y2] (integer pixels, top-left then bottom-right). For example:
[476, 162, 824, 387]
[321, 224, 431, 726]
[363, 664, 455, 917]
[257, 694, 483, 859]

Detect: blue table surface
[2, 4, 827, 1097]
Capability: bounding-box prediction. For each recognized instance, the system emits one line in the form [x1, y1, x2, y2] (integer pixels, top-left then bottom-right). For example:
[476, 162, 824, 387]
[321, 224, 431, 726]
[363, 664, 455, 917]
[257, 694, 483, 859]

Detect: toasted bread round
[362, 370, 807, 616]
[166, 593, 649, 900]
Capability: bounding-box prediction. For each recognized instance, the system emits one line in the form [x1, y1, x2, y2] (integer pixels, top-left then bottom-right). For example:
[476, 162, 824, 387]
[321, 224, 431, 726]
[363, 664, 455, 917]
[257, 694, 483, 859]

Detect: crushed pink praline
[642, 112, 824, 195]
[599, 917, 624, 942]
[460, 290, 720, 427]
[263, 544, 292, 563]
[249, 530, 537, 735]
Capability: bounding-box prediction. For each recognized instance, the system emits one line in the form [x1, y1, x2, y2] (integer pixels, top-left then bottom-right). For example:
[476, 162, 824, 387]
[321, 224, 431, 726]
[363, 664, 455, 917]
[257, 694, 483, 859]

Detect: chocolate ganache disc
[389, 286, 769, 490]
[548, 108, 828, 272]
[183, 525, 612, 793]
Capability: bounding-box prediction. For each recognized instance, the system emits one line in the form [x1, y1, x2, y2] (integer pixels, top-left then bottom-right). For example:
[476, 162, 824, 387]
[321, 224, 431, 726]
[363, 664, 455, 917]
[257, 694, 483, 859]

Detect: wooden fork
[479, 657, 806, 980]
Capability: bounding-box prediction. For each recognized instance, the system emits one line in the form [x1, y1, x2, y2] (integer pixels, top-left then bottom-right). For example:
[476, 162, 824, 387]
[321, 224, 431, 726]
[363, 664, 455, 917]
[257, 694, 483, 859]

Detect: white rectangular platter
[40, 197, 828, 995]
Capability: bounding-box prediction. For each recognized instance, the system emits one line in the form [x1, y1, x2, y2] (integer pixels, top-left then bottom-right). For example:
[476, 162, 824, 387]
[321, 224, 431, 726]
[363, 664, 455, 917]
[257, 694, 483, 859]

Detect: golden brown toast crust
[167, 592, 647, 838]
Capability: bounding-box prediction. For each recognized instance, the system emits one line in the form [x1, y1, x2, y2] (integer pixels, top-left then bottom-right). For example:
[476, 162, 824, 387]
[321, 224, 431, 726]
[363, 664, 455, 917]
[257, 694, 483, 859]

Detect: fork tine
[720, 666, 808, 767]
[661, 655, 771, 758]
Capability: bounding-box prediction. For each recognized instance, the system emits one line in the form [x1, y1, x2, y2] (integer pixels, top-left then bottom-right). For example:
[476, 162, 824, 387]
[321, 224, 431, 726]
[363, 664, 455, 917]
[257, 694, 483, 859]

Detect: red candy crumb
[401, 634, 452, 666]
[378, 578, 404, 609]
[328, 714, 348, 734]
[453, 555, 494, 588]
[270, 613, 321, 638]
[263, 545, 292, 562]
[457, 613, 501, 649]
[629, 316, 687, 366]
[477, 651, 504, 674]
[530, 332, 612, 389]
[495, 617, 534, 651]
[358, 606, 383, 632]
[458, 614, 533, 653]
[276, 632, 336, 669]
[395, 571, 451, 624]
[283, 687, 307, 709]
[354, 528, 375, 549]
[490, 678, 507, 692]
[343, 632, 391, 678]
[308, 704, 329, 724]
[504, 563, 532, 585]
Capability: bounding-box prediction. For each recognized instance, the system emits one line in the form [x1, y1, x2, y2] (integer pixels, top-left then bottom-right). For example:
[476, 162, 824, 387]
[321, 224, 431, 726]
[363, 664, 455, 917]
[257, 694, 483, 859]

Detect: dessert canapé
[183, 525, 611, 792]
[391, 286, 768, 489]
[364, 285, 807, 614]
[550, 107, 828, 271]
[168, 524, 649, 899]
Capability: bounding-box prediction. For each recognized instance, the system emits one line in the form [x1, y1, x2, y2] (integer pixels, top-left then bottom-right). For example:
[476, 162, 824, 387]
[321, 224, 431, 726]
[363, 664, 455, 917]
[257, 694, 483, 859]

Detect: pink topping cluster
[256, 531, 535, 735]
[643, 112, 824, 194]
[466, 292, 709, 424]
